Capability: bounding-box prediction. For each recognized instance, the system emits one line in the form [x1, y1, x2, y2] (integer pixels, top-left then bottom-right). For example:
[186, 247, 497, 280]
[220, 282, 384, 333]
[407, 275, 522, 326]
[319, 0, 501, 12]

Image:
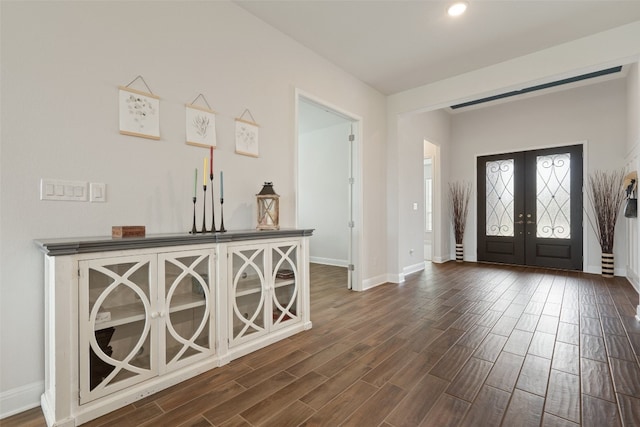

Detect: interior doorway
[477, 144, 583, 270]
[296, 91, 362, 290]
[424, 140, 437, 262]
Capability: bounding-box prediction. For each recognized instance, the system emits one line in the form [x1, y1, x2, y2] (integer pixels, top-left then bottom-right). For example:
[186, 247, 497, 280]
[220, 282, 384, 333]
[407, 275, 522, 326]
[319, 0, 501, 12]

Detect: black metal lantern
[256, 182, 280, 230]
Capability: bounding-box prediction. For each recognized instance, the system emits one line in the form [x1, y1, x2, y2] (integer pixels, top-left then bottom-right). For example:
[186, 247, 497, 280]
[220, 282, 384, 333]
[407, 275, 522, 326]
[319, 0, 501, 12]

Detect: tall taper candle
[193, 168, 197, 198]
[210, 148, 214, 231]
[210, 146, 213, 176]
[203, 158, 208, 185]
[219, 171, 226, 232]
[220, 171, 224, 198]
[191, 196, 197, 233]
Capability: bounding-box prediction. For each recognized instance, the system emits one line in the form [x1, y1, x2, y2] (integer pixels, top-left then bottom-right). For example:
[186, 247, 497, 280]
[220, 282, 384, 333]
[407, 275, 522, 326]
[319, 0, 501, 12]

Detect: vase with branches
[449, 181, 472, 262]
[585, 169, 626, 277]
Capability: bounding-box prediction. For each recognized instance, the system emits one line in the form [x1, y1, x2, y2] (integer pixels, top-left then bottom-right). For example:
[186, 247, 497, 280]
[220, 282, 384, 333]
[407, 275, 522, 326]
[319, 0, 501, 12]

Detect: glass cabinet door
[79, 255, 157, 404]
[229, 246, 267, 346]
[271, 243, 300, 329]
[160, 251, 214, 372]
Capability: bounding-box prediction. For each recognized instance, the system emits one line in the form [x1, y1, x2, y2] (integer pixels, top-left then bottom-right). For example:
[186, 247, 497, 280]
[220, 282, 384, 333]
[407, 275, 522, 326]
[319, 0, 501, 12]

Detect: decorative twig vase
[449, 181, 472, 265]
[601, 253, 614, 278]
[455, 243, 464, 262]
[586, 170, 625, 280]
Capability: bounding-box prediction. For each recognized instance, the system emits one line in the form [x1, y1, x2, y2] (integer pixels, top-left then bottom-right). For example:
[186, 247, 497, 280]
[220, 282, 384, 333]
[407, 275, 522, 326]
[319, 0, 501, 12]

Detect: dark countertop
[35, 228, 314, 256]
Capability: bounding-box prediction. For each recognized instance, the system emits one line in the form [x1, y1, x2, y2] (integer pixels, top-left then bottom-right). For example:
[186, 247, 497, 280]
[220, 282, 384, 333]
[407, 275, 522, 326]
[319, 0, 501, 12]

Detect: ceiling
[235, 0, 640, 95]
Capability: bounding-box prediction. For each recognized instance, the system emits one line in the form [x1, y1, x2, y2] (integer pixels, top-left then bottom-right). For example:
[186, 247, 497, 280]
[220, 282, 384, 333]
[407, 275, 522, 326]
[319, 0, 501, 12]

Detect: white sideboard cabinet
[36, 229, 313, 427]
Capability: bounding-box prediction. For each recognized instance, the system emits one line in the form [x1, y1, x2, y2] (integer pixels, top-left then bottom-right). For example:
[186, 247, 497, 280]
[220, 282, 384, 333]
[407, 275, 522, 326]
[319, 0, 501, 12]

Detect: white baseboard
[627, 268, 639, 294]
[309, 256, 349, 267]
[432, 256, 449, 263]
[388, 273, 404, 284]
[403, 262, 425, 276]
[362, 273, 399, 290]
[0, 381, 43, 420]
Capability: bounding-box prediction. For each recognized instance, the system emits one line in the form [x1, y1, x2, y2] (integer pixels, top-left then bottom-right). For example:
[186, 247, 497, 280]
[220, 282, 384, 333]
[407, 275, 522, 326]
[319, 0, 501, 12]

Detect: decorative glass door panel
[478, 145, 582, 270]
[160, 252, 214, 372]
[80, 255, 157, 404]
[485, 159, 515, 237]
[271, 243, 300, 329]
[229, 246, 267, 346]
[536, 153, 571, 239]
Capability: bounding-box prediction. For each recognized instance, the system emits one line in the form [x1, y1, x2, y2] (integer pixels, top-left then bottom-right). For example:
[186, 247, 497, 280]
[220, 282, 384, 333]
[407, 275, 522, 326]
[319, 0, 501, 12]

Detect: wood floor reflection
[3, 262, 640, 426]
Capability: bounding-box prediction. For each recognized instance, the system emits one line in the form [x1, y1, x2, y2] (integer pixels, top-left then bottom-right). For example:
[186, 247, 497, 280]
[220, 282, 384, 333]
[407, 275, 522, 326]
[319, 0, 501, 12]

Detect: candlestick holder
[190, 197, 197, 234]
[210, 174, 216, 232]
[201, 185, 207, 233]
[219, 197, 226, 232]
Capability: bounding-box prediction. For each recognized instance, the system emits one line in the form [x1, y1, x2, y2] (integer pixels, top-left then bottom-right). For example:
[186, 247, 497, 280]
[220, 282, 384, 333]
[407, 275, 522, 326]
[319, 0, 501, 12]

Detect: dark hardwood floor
[3, 262, 640, 426]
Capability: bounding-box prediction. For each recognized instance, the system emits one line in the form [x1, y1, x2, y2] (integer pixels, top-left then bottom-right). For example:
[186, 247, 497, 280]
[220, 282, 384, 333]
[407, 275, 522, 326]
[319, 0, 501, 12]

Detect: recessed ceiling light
[447, 1, 468, 17]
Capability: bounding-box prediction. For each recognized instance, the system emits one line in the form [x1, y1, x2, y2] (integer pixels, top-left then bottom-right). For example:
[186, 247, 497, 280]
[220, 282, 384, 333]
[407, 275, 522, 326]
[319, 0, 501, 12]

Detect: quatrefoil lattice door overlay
[161, 252, 214, 371]
[271, 244, 299, 328]
[79, 251, 215, 403]
[229, 241, 300, 347]
[230, 247, 268, 345]
[79, 256, 157, 404]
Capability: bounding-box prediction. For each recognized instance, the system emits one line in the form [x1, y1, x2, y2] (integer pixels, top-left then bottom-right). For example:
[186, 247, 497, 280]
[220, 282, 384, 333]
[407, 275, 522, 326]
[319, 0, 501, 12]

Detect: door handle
[515, 220, 524, 224]
[526, 214, 534, 224]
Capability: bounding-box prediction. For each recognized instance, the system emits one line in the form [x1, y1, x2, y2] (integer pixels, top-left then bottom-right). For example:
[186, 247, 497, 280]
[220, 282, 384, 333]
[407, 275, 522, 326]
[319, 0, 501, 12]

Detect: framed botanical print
[118, 86, 160, 140]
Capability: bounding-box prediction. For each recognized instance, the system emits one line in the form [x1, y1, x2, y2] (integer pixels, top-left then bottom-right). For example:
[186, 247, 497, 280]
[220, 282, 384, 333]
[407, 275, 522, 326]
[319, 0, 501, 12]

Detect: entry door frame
[475, 141, 588, 271]
[294, 89, 364, 291]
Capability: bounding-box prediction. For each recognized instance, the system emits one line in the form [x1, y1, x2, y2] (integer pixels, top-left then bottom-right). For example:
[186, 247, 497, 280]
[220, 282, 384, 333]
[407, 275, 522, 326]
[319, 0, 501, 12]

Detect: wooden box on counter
[112, 226, 146, 238]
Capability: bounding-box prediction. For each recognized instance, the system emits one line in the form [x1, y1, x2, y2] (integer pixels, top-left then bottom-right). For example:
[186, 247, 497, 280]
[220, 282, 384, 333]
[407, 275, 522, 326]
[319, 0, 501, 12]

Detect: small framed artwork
[235, 118, 259, 157]
[118, 86, 160, 140]
[186, 104, 216, 148]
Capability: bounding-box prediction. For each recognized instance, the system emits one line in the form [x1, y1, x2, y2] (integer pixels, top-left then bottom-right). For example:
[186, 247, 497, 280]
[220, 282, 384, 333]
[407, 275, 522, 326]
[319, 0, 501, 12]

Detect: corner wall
[395, 110, 451, 279]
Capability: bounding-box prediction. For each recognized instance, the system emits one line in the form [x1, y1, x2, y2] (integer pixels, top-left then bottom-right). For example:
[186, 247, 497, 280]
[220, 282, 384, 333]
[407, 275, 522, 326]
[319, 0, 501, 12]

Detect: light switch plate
[41, 179, 88, 201]
[90, 183, 106, 202]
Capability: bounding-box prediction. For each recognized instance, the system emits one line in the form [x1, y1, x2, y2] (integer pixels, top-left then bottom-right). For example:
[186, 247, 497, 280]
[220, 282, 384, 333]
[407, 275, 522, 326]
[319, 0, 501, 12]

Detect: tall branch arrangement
[585, 170, 626, 253]
[449, 181, 472, 244]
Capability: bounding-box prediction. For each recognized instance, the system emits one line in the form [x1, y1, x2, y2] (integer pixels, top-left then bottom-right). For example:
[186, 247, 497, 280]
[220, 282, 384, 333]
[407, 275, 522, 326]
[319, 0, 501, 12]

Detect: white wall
[0, 1, 387, 416]
[387, 20, 640, 280]
[626, 62, 640, 295]
[628, 63, 640, 154]
[394, 110, 451, 279]
[451, 79, 628, 271]
[423, 157, 433, 241]
[299, 122, 351, 266]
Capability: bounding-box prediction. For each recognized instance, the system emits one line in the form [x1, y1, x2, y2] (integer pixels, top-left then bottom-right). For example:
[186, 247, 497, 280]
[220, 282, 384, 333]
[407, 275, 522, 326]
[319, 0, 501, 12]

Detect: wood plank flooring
[3, 262, 640, 426]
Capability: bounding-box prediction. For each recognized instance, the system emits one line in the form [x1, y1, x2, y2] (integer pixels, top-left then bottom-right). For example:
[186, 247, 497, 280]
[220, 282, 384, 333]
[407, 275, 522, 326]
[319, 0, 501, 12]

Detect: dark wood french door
[477, 145, 583, 270]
